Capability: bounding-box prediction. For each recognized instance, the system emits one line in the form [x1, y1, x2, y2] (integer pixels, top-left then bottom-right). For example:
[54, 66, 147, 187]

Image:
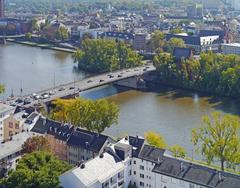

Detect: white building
[222, 43, 240, 55]
[60, 152, 126, 188]
[0, 103, 15, 143]
[60, 136, 240, 188]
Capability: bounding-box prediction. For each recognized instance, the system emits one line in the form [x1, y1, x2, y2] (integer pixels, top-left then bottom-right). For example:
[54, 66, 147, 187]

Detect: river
[1, 43, 240, 159]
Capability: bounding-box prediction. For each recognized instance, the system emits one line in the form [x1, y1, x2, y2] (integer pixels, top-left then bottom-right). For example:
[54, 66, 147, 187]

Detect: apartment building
[67, 128, 111, 165]
[0, 103, 15, 143]
[222, 43, 240, 55]
[60, 136, 240, 188]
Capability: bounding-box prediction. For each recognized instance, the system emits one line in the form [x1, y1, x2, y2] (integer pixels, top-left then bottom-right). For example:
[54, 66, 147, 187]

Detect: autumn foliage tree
[144, 131, 167, 149]
[0, 85, 5, 94]
[50, 98, 119, 133]
[22, 136, 50, 154]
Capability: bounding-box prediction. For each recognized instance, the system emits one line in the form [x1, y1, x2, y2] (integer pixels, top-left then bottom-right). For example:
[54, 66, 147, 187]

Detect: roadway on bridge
[5, 65, 155, 107]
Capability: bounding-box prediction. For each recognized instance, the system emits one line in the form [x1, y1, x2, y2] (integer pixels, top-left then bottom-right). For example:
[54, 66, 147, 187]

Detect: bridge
[4, 65, 156, 107]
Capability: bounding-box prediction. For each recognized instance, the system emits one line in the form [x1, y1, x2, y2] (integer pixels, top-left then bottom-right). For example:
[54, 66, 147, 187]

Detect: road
[4, 65, 156, 107]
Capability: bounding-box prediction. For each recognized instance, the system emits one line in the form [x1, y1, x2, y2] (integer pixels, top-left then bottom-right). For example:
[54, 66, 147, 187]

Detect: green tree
[30, 18, 39, 32]
[148, 30, 165, 52]
[0, 151, 71, 188]
[0, 85, 4, 94]
[192, 112, 240, 171]
[73, 39, 142, 73]
[144, 131, 167, 149]
[166, 37, 186, 53]
[25, 32, 32, 40]
[22, 136, 50, 154]
[56, 26, 69, 41]
[170, 27, 183, 34]
[169, 144, 186, 158]
[51, 98, 119, 133]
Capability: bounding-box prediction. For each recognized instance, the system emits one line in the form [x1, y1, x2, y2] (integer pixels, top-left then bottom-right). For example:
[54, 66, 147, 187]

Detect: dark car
[87, 80, 93, 83]
[69, 86, 75, 90]
[99, 79, 104, 83]
[118, 75, 123, 78]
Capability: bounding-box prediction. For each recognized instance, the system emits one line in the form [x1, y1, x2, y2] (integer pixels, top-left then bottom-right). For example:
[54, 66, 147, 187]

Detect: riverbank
[6, 39, 76, 53]
[144, 73, 239, 100]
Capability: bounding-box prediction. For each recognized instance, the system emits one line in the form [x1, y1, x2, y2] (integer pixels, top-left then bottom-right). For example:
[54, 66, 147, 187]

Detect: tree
[0, 85, 4, 94]
[192, 112, 240, 171]
[0, 151, 71, 188]
[169, 144, 186, 158]
[148, 30, 165, 52]
[56, 26, 69, 41]
[25, 32, 32, 40]
[50, 98, 119, 133]
[30, 18, 39, 32]
[170, 27, 183, 34]
[73, 39, 142, 73]
[22, 136, 50, 154]
[166, 38, 186, 53]
[144, 131, 167, 149]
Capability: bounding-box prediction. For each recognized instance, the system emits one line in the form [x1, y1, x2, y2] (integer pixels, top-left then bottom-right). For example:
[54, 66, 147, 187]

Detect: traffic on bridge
[3, 64, 155, 107]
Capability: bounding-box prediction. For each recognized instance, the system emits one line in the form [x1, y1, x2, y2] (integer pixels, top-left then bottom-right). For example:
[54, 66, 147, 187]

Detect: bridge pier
[114, 76, 146, 90]
[0, 38, 6, 44]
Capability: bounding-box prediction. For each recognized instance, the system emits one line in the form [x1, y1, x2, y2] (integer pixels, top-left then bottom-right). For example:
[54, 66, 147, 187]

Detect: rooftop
[0, 131, 36, 160]
[60, 152, 125, 187]
[0, 103, 14, 115]
[222, 43, 240, 47]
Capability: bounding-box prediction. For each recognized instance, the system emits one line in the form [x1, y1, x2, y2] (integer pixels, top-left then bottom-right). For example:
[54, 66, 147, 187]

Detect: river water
[1, 43, 240, 159]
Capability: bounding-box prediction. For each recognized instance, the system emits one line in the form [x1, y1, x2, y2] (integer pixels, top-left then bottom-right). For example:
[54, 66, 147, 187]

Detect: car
[118, 74, 123, 78]
[99, 79, 104, 83]
[69, 86, 75, 90]
[32, 93, 37, 98]
[42, 94, 49, 99]
[49, 91, 55, 95]
[143, 68, 147, 71]
[87, 80, 93, 83]
[15, 98, 23, 104]
[109, 75, 114, 78]
[34, 95, 41, 100]
[134, 69, 139, 71]
[23, 99, 31, 105]
[120, 72, 124, 75]
[58, 87, 65, 91]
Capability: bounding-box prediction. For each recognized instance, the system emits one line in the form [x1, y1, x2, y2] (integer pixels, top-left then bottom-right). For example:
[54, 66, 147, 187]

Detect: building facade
[0, 104, 15, 143]
[0, 0, 4, 18]
[222, 43, 240, 55]
[60, 136, 240, 188]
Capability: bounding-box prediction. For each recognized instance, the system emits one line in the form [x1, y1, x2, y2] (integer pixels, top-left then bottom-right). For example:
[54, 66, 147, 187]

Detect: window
[161, 176, 167, 183]
[140, 174, 144, 178]
[9, 122, 13, 128]
[140, 165, 144, 170]
[15, 123, 19, 129]
[134, 171, 136, 175]
[134, 160, 136, 164]
[129, 170, 131, 175]
[9, 131, 13, 136]
[140, 182, 144, 187]
[189, 184, 195, 188]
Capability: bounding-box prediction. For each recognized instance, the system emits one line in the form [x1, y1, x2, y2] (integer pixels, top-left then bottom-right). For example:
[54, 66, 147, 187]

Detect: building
[133, 33, 147, 51]
[0, 0, 4, 18]
[67, 128, 111, 165]
[60, 135, 240, 188]
[60, 152, 125, 188]
[0, 131, 36, 177]
[0, 104, 15, 143]
[222, 43, 240, 55]
[46, 119, 73, 161]
[166, 33, 221, 53]
[3, 113, 24, 142]
[104, 31, 134, 43]
[187, 4, 203, 18]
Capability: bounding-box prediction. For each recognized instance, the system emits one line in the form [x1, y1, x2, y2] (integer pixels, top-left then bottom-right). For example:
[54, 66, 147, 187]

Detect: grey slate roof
[138, 145, 165, 163]
[31, 116, 48, 134]
[173, 47, 192, 60]
[152, 153, 240, 188]
[129, 136, 145, 158]
[67, 128, 109, 153]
